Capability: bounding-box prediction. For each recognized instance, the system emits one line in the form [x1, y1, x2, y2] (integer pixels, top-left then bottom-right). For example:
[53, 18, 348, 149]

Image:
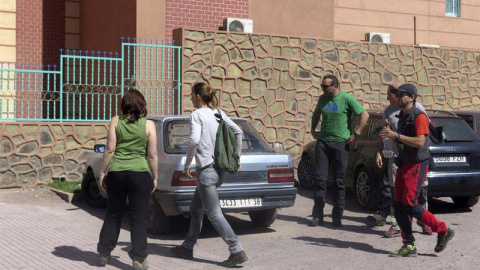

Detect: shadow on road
[52, 245, 131, 270]
[293, 236, 388, 254]
[428, 198, 472, 214]
[117, 242, 221, 267]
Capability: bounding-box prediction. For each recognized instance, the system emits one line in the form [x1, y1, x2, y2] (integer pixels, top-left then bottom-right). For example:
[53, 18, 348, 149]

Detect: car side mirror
[94, 144, 105, 153]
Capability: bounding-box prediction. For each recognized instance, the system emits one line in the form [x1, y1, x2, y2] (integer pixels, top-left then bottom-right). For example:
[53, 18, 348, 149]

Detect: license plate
[220, 198, 262, 208]
[433, 155, 466, 163]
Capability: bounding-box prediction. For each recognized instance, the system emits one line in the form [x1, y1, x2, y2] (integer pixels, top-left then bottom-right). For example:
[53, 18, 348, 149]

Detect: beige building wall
[0, 0, 16, 119]
[249, 0, 334, 38]
[333, 0, 480, 50]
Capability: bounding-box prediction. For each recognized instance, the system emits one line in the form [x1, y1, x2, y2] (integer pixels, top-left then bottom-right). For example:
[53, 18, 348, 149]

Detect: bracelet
[395, 132, 401, 140]
[353, 131, 360, 137]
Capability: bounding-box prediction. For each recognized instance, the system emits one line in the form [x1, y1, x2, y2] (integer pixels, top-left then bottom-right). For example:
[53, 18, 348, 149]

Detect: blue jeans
[97, 171, 153, 260]
[312, 140, 349, 220]
[182, 165, 243, 254]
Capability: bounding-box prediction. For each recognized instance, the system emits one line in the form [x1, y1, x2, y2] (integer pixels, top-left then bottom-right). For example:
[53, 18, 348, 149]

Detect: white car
[82, 116, 297, 234]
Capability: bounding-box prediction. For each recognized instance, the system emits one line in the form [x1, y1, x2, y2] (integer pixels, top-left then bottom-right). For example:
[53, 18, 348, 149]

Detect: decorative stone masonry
[178, 28, 480, 162]
[0, 122, 108, 188]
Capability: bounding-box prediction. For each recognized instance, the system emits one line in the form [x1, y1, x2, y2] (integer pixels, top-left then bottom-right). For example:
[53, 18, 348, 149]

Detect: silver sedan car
[81, 116, 297, 234]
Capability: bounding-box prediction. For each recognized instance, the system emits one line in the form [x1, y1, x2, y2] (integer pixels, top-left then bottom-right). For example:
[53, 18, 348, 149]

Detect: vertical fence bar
[60, 55, 64, 122]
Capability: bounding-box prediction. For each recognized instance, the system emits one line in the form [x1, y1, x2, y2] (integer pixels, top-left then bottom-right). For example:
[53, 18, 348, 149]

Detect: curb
[45, 187, 83, 203]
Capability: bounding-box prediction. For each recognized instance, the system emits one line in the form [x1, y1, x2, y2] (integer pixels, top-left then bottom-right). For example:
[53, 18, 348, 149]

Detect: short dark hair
[120, 89, 147, 123]
[323, 74, 339, 88]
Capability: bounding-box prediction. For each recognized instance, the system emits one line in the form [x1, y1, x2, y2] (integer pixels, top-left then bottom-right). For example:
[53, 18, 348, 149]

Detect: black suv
[298, 110, 480, 209]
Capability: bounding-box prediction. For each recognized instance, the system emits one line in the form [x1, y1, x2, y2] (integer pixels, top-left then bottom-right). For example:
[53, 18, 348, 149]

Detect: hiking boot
[99, 254, 111, 266]
[417, 220, 433, 235]
[308, 217, 324, 227]
[435, 228, 455, 253]
[367, 212, 386, 226]
[384, 226, 401, 238]
[170, 245, 194, 260]
[220, 250, 249, 268]
[389, 244, 417, 257]
[132, 258, 149, 270]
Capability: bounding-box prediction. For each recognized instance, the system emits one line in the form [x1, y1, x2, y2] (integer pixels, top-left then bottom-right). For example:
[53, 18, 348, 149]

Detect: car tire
[248, 208, 278, 227]
[298, 157, 315, 188]
[148, 197, 171, 235]
[81, 170, 107, 208]
[354, 167, 376, 210]
[451, 195, 480, 207]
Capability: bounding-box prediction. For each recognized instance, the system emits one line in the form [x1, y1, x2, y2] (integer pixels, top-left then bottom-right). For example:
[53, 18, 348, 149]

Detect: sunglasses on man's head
[321, 84, 335, 90]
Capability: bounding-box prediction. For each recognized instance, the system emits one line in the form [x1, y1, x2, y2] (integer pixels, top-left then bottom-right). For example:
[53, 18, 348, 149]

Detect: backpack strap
[214, 108, 223, 122]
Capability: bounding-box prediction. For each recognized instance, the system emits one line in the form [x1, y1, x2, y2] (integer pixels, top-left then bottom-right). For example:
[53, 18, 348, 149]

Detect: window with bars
[446, 0, 461, 17]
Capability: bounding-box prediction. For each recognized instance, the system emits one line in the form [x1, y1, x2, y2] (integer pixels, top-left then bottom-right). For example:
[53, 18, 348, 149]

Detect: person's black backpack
[214, 109, 239, 173]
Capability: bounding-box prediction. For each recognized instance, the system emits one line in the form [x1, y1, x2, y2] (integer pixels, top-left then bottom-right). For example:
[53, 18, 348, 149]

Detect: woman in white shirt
[170, 82, 248, 268]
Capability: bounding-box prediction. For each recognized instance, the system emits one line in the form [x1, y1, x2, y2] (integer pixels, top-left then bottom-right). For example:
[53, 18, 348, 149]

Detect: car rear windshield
[431, 117, 480, 143]
[164, 119, 274, 154]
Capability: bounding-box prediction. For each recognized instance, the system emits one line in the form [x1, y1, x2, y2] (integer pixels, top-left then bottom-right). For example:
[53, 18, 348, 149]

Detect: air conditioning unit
[224, 18, 253, 33]
[365, 32, 390, 43]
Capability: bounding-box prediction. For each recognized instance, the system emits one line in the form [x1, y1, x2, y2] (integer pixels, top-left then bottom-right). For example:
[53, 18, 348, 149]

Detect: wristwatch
[353, 131, 360, 138]
[395, 132, 401, 140]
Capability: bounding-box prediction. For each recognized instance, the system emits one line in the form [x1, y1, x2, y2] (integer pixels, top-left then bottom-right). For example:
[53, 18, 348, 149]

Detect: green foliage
[46, 178, 81, 194]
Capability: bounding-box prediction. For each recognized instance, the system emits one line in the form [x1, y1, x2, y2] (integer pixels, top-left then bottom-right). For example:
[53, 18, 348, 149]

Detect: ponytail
[192, 82, 218, 108]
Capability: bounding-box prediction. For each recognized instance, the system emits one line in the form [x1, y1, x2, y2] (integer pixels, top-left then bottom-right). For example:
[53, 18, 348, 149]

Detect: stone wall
[0, 122, 108, 187]
[178, 28, 480, 161]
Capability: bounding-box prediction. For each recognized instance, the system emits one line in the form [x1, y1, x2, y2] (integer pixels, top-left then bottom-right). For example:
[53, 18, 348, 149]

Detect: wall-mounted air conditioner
[224, 18, 253, 33]
[365, 32, 390, 43]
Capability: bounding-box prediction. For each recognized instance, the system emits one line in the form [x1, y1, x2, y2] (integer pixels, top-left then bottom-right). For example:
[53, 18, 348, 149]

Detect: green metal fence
[0, 39, 182, 122]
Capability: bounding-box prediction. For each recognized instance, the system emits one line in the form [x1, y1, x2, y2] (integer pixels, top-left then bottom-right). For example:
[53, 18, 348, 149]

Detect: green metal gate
[0, 39, 181, 122]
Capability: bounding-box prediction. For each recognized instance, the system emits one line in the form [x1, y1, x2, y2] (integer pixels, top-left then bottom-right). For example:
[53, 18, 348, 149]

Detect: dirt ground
[0, 186, 66, 205]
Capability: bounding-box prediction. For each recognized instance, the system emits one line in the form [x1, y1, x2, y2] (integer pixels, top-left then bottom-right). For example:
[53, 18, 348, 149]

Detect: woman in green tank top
[96, 89, 158, 270]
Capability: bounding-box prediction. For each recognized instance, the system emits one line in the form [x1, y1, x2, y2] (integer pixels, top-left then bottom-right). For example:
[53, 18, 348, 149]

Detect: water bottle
[383, 137, 394, 158]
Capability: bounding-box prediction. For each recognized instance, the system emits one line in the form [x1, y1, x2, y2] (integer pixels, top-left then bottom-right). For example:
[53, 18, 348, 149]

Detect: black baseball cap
[393, 83, 420, 97]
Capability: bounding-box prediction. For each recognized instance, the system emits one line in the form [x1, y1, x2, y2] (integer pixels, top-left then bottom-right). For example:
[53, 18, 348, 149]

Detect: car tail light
[268, 168, 295, 183]
[171, 171, 197, 186]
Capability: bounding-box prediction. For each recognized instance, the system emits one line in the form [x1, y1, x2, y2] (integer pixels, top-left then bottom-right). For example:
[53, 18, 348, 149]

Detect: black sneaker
[170, 245, 194, 260]
[435, 228, 455, 253]
[332, 218, 342, 228]
[367, 212, 386, 226]
[308, 217, 324, 226]
[220, 250, 249, 268]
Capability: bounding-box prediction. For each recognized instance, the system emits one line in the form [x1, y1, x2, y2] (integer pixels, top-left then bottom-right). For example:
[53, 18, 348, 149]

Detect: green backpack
[214, 109, 240, 173]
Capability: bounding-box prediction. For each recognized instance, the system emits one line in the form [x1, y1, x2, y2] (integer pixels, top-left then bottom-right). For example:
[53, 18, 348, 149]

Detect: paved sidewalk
[0, 194, 239, 270]
[0, 202, 131, 270]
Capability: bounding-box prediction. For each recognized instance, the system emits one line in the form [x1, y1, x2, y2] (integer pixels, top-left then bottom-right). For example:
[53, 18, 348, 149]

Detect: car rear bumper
[154, 187, 297, 216]
[427, 171, 480, 197]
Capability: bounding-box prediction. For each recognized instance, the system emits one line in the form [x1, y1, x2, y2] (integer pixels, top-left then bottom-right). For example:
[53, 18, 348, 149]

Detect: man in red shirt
[379, 84, 454, 257]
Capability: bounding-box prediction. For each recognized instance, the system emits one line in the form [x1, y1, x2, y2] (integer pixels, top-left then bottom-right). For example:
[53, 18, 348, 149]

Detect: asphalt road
[0, 186, 478, 269]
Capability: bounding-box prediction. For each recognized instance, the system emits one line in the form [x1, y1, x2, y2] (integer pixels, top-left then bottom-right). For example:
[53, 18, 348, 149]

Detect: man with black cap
[380, 83, 454, 257]
[368, 85, 432, 238]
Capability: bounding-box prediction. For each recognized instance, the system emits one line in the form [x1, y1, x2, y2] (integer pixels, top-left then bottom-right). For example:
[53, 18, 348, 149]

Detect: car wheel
[148, 197, 171, 235]
[451, 195, 480, 207]
[298, 157, 315, 188]
[81, 170, 107, 208]
[248, 208, 278, 227]
[354, 167, 376, 210]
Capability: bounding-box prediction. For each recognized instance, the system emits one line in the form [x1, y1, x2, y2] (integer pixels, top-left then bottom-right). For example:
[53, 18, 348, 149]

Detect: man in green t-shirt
[309, 75, 369, 227]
